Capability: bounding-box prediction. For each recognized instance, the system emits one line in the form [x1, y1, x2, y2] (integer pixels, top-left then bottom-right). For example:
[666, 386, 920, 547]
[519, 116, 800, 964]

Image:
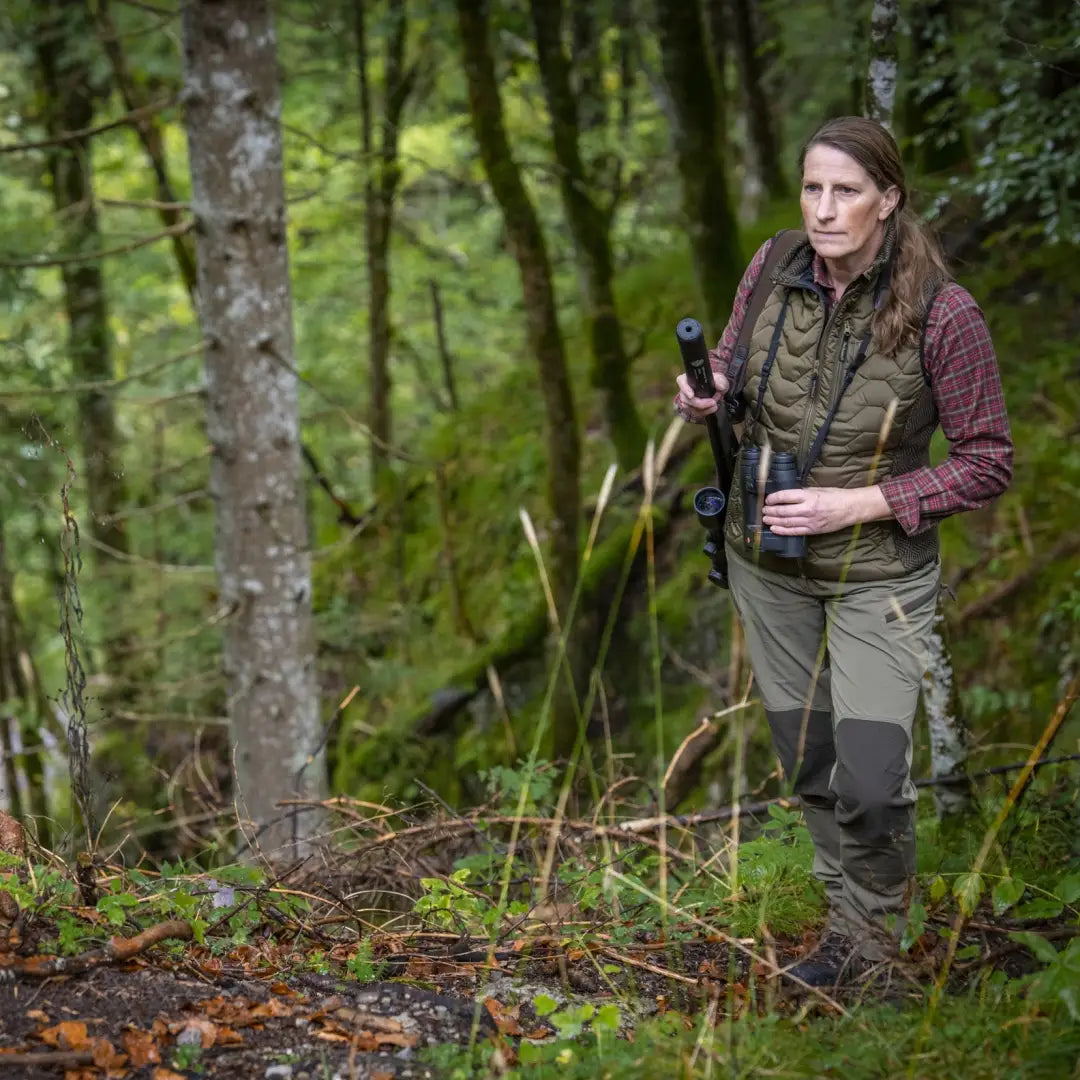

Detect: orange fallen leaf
[41, 1020, 89, 1049]
[89, 1036, 127, 1071]
[152, 1069, 188, 1080]
[122, 1028, 161, 1066]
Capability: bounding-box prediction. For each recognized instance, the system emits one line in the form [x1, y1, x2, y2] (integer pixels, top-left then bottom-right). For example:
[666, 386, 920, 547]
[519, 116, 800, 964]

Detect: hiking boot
[786, 932, 861, 988]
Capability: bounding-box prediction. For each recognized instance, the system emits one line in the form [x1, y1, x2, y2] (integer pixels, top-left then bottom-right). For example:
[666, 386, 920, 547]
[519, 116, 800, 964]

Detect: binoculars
[740, 447, 807, 559]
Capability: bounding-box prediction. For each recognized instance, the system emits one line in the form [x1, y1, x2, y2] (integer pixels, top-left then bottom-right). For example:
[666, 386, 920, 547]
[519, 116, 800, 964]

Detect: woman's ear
[879, 186, 902, 221]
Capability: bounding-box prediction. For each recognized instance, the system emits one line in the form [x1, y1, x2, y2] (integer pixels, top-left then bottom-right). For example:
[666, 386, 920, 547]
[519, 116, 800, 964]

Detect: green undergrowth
[429, 985, 1080, 1080]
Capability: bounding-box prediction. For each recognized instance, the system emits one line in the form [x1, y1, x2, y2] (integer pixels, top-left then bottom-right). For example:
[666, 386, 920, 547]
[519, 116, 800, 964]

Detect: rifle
[676, 317, 738, 588]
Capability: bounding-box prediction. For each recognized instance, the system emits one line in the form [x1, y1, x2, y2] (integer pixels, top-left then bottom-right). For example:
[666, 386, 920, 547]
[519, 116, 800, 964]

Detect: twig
[0, 1051, 94, 1068]
[0, 220, 193, 269]
[0, 97, 176, 153]
[2, 919, 192, 977]
[599, 946, 700, 986]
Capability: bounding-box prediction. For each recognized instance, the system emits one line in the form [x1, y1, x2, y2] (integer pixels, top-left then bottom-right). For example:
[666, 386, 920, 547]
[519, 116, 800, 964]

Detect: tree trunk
[922, 605, 971, 816]
[180, 0, 324, 857]
[613, 0, 637, 137]
[529, 0, 646, 473]
[456, 0, 582, 759]
[729, 0, 788, 202]
[35, 2, 129, 565]
[570, 0, 605, 133]
[865, 0, 900, 127]
[654, 0, 742, 337]
[356, 0, 415, 489]
[0, 526, 51, 848]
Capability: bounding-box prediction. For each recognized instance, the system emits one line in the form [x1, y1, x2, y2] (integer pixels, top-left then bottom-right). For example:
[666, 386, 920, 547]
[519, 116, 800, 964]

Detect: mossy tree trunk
[181, 0, 324, 857]
[355, 0, 416, 490]
[456, 0, 583, 760]
[529, 0, 647, 473]
[35, 2, 130, 585]
[654, 0, 742, 338]
[729, 0, 789, 202]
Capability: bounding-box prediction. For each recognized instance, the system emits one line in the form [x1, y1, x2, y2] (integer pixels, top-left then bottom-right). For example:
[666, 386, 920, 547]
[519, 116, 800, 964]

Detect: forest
[0, 0, 1078, 1077]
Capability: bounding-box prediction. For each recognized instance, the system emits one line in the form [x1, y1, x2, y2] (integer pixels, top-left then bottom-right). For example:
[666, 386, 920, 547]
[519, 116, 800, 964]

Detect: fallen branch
[1, 919, 192, 977]
[0, 1051, 94, 1068]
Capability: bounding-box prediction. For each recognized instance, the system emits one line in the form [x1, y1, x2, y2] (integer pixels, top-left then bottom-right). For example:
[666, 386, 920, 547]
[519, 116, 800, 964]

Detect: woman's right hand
[674, 369, 729, 423]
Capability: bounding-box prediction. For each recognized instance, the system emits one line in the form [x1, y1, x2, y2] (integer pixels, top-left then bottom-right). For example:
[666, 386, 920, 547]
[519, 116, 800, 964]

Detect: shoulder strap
[726, 229, 806, 412]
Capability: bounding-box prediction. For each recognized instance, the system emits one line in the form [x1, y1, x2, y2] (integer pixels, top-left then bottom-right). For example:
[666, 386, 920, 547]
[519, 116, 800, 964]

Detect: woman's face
[800, 144, 900, 270]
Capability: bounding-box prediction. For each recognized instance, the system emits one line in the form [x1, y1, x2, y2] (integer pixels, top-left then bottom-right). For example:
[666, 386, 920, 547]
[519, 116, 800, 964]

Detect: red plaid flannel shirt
[693, 238, 1013, 536]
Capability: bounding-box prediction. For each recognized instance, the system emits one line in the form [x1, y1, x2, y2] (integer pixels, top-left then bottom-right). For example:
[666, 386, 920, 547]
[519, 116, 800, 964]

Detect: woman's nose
[816, 192, 835, 219]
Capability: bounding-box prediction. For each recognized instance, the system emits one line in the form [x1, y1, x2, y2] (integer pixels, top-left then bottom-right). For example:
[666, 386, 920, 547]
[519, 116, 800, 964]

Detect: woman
[674, 116, 1012, 986]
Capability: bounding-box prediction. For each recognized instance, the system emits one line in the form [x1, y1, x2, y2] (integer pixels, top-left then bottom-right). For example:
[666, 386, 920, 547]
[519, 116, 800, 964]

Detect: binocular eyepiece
[740, 448, 806, 559]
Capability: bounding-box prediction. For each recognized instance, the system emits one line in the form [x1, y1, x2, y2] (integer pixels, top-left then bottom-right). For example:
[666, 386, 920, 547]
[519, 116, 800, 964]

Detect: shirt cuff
[878, 477, 921, 535]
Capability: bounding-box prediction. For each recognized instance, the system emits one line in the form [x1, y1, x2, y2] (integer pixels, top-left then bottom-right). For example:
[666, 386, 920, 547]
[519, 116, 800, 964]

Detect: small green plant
[414, 868, 496, 931]
[345, 937, 386, 982]
[170, 1041, 204, 1074]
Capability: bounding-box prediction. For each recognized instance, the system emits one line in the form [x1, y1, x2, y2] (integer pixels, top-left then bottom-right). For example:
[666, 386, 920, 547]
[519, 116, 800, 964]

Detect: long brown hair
[800, 116, 949, 355]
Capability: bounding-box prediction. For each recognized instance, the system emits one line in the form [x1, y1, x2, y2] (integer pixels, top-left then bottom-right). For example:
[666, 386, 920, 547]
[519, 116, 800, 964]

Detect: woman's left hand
[762, 486, 891, 535]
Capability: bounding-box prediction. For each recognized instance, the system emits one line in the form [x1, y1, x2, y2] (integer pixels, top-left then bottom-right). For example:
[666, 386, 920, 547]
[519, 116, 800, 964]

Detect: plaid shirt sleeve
[674, 239, 773, 422]
[878, 284, 1013, 535]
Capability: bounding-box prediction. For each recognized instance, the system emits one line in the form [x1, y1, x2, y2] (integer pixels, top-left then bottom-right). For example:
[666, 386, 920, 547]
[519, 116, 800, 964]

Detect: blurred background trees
[0, 0, 1077, 863]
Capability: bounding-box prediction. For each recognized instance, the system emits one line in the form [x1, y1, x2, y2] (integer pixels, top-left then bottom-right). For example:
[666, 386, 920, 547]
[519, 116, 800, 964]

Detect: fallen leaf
[89, 1036, 127, 1071]
[484, 997, 524, 1036]
[25, 1008, 50, 1023]
[40, 1020, 89, 1049]
[152, 1069, 188, 1080]
[122, 1029, 160, 1066]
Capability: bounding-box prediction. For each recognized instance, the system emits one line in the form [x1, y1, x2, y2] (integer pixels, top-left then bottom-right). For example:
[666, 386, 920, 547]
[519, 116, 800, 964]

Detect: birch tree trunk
[921, 608, 972, 815]
[865, 0, 900, 128]
[180, 0, 324, 857]
[862, 0, 972, 814]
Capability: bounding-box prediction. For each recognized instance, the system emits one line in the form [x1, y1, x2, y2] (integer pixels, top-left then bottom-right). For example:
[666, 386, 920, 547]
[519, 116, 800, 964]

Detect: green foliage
[345, 938, 386, 983]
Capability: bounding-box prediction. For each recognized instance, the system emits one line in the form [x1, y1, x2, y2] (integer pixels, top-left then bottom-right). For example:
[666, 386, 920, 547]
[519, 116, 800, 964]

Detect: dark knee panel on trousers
[766, 709, 835, 805]
[832, 718, 914, 848]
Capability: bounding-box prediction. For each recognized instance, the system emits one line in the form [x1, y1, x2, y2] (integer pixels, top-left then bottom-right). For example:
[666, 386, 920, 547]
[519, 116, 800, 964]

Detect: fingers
[675, 373, 725, 414]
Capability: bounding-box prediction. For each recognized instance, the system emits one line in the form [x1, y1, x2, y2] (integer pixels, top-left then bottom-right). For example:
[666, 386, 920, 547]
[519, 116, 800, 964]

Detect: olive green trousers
[728, 548, 941, 959]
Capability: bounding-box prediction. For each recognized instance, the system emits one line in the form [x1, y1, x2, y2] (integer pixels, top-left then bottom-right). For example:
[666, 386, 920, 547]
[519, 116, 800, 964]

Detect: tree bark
[356, 0, 415, 489]
[729, 0, 789, 202]
[0, 526, 51, 848]
[654, 0, 742, 337]
[922, 605, 972, 816]
[529, 0, 646, 473]
[865, 0, 900, 127]
[35, 1, 129, 564]
[456, 0, 582, 758]
[180, 0, 324, 857]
